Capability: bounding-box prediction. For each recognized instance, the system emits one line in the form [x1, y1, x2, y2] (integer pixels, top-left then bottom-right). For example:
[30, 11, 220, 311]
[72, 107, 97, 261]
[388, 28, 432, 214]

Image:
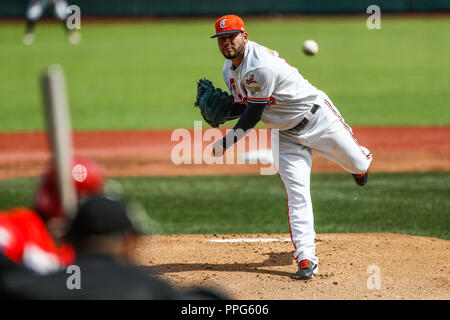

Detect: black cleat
[352, 171, 369, 186]
[292, 259, 318, 280]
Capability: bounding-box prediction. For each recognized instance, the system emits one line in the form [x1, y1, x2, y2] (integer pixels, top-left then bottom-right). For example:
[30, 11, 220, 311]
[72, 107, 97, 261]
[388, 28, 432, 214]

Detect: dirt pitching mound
[134, 233, 450, 300]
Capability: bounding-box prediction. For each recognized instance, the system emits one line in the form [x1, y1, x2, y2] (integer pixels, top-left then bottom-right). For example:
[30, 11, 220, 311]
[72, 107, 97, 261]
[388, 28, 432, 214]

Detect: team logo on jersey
[245, 74, 257, 85]
[219, 19, 228, 29]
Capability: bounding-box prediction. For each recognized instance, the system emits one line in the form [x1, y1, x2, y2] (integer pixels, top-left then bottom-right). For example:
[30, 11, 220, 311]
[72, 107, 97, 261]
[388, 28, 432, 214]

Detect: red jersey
[0, 207, 75, 274]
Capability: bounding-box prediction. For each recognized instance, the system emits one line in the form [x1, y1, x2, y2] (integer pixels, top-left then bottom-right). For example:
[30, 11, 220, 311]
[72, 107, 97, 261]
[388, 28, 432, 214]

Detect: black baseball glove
[194, 78, 234, 128]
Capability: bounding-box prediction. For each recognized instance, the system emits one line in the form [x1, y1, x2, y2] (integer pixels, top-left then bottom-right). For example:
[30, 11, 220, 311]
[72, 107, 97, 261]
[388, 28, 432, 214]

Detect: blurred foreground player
[3, 194, 230, 300]
[3, 195, 185, 299]
[23, 0, 81, 45]
[0, 157, 104, 277]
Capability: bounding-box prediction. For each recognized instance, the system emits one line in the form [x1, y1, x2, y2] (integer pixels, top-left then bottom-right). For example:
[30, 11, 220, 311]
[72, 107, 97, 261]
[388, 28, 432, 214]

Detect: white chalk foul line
[209, 238, 291, 243]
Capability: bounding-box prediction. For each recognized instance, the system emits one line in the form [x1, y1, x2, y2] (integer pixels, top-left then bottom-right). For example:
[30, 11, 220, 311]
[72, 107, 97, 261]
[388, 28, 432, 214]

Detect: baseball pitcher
[194, 15, 373, 280]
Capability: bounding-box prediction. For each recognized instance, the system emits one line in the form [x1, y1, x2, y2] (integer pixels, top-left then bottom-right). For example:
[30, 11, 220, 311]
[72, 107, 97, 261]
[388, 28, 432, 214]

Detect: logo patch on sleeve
[245, 73, 257, 85]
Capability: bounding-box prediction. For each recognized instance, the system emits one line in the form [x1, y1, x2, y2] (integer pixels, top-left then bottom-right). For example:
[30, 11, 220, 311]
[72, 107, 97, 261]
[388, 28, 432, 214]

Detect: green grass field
[0, 17, 448, 241]
[0, 17, 449, 131]
[1, 172, 448, 240]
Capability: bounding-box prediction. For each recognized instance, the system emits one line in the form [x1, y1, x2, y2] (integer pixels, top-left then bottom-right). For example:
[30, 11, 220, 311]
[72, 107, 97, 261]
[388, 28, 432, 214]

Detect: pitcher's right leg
[272, 130, 318, 269]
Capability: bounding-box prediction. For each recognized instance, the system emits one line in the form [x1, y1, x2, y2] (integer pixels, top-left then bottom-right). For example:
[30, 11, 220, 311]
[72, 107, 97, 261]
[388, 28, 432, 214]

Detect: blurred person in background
[23, 0, 81, 45]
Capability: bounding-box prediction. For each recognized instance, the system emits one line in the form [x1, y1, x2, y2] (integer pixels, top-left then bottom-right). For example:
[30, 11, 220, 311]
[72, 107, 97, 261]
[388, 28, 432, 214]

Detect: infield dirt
[136, 233, 449, 300]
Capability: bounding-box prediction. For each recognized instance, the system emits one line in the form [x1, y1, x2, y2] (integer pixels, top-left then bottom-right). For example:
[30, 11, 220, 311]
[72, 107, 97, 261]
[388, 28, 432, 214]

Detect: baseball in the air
[302, 39, 319, 56]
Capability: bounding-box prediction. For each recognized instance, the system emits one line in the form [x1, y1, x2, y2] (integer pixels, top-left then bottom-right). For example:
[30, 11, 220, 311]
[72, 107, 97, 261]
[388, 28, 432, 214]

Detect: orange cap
[211, 15, 246, 38]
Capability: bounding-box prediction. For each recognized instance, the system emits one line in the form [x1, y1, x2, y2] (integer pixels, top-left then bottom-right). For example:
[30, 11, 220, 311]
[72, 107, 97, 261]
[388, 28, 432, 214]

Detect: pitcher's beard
[222, 44, 244, 60]
[222, 51, 238, 59]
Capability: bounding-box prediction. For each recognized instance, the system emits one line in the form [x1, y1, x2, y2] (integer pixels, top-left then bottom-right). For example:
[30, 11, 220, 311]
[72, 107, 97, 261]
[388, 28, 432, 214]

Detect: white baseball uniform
[222, 40, 373, 266]
[26, 0, 68, 21]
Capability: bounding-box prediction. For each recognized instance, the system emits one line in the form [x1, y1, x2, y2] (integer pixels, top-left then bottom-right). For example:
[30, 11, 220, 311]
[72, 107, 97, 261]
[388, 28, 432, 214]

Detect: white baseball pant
[271, 91, 373, 266]
[26, 0, 68, 21]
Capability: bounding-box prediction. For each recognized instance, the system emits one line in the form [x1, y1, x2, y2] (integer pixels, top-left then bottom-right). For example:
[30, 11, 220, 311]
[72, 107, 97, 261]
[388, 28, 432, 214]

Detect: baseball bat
[41, 65, 77, 220]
